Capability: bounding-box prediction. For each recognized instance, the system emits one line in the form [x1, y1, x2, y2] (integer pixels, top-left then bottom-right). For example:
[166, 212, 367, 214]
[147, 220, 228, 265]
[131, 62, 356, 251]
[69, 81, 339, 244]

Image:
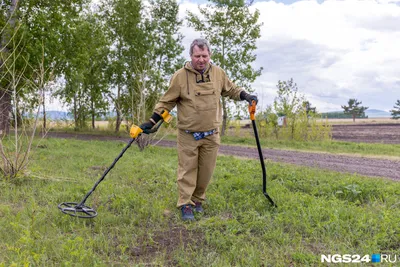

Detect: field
[49, 117, 400, 145]
[331, 123, 400, 144]
[1, 138, 400, 266]
[1, 118, 400, 265]
[225, 118, 400, 144]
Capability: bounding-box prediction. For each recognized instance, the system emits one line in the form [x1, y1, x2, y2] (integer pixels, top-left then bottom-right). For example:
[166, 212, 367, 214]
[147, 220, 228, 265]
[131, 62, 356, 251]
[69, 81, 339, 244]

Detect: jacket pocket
[194, 88, 217, 111]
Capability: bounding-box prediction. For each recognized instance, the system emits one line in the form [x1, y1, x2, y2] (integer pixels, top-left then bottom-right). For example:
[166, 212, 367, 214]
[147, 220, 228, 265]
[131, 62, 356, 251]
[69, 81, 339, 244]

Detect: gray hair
[189, 38, 211, 56]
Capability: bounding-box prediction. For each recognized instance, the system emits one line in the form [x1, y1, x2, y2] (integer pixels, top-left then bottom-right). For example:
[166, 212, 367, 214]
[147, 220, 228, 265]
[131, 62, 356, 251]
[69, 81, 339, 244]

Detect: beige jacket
[154, 62, 244, 132]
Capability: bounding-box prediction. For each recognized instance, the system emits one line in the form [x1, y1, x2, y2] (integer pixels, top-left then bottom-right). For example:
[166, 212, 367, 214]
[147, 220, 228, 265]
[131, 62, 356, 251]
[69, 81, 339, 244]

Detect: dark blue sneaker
[194, 201, 204, 213]
[180, 205, 194, 221]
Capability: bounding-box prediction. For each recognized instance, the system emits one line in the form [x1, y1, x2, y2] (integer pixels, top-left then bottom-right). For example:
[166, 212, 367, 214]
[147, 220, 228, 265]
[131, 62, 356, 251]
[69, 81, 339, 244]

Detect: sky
[47, 0, 400, 113]
[177, 0, 400, 112]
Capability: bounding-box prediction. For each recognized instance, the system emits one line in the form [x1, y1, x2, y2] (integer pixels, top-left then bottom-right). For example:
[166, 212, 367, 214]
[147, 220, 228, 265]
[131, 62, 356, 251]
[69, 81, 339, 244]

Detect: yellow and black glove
[139, 112, 162, 131]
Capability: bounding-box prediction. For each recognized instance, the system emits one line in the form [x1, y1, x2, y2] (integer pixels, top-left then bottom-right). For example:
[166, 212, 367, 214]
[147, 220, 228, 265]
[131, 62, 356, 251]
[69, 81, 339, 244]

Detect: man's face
[190, 45, 210, 72]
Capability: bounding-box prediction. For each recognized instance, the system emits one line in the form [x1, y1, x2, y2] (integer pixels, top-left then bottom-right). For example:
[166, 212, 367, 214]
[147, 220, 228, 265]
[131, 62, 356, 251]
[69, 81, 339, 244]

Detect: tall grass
[1, 137, 400, 266]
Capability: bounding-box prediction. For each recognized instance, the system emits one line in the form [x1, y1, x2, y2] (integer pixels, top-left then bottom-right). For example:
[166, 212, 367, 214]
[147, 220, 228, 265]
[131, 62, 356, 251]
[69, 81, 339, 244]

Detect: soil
[46, 123, 400, 181]
[130, 224, 204, 266]
[331, 123, 400, 144]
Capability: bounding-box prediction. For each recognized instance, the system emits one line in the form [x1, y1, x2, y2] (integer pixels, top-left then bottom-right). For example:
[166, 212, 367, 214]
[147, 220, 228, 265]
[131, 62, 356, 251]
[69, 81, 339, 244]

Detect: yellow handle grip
[248, 100, 256, 121]
[130, 125, 143, 138]
[129, 110, 173, 139]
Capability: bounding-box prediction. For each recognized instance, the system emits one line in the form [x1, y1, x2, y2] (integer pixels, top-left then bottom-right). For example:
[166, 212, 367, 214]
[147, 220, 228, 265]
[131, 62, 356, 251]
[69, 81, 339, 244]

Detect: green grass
[1, 137, 400, 266]
[49, 125, 400, 159]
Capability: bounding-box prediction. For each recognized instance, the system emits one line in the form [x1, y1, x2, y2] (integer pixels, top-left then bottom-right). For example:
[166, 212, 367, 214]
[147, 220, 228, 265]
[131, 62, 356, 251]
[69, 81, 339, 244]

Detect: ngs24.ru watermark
[321, 254, 398, 263]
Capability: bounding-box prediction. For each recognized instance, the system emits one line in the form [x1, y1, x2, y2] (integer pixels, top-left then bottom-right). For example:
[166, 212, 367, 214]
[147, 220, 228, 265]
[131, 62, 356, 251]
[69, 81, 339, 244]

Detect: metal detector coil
[58, 202, 97, 218]
[58, 110, 172, 218]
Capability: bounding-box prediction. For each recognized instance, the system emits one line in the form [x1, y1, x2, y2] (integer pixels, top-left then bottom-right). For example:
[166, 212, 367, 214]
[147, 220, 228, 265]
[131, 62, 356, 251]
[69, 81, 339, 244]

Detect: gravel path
[46, 132, 400, 181]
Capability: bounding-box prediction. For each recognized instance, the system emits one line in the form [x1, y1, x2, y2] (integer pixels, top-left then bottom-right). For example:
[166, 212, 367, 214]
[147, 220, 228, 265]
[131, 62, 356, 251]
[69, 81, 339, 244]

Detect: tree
[273, 78, 305, 139]
[390, 100, 400, 120]
[0, 0, 88, 134]
[266, 78, 330, 141]
[187, 0, 262, 135]
[56, 12, 110, 129]
[126, 0, 184, 126]
[341, 99, 368, 122]
[0, 0, 19, 135]
[101, 0, 184, 132]
[303, 101, 316, 115]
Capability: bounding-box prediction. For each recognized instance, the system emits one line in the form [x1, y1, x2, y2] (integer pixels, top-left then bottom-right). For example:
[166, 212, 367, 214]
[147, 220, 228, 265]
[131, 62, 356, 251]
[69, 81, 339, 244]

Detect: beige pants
[176, 129, 220, 207]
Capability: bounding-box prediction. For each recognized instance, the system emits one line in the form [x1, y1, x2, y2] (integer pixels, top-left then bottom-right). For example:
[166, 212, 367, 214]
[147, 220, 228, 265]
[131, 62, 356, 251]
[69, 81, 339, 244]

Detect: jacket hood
[184, 61, 212, 75]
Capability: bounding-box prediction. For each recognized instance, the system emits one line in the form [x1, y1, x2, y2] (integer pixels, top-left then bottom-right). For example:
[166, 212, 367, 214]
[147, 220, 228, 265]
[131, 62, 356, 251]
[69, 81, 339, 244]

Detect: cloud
[178, 0, 400, 112]
[242, 0, 400, 112]
[47, 0, 400, 113]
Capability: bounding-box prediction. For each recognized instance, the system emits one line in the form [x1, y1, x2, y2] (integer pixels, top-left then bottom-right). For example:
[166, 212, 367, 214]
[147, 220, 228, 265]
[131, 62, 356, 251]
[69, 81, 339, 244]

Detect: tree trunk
[221, 97, 227, 136]
[91, 111, 95, 129]
[73, 95, 78, 129]
[115, 84, 121, 132]
[0, 0, 20, 135]
[0, 90, 12, 135]
[352, 114, 355, 123]
[91, 98, 95, 129]
[42, 92, 46, 131]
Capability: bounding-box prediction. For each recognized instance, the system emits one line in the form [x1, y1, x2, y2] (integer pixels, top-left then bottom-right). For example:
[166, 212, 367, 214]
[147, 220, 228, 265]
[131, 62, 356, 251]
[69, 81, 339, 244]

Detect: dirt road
[46, 132, 400, 181]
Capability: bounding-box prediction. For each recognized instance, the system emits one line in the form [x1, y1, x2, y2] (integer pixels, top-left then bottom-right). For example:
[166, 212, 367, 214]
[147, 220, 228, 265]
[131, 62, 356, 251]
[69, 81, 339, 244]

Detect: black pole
[76, 138, 136, 207]
[251, 120, 277, 207]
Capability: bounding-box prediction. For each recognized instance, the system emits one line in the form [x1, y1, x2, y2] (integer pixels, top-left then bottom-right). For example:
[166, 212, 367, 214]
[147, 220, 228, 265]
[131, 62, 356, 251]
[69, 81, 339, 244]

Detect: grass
[1, 137, 400, 266]
[47, 125, 400, 160]
[220, 135, 400, 159]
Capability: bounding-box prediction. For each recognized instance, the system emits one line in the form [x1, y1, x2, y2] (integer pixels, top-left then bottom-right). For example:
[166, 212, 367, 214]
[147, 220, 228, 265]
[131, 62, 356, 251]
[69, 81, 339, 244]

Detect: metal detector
[58, 111, 172, 218]
[248, 101, 277, 207]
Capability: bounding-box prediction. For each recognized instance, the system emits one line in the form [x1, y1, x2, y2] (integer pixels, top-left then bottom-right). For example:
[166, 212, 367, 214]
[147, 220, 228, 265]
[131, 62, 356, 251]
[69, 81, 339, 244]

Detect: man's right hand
[140, 121, 155, 131]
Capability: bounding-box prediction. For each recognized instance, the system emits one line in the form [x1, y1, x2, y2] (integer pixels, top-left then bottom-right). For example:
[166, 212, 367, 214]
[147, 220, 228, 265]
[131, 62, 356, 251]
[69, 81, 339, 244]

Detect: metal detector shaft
[76, 138, 136, 207]
[59, 110, 173, 218]
[76, 118, 166, 208]
[249, 101, 277, 207]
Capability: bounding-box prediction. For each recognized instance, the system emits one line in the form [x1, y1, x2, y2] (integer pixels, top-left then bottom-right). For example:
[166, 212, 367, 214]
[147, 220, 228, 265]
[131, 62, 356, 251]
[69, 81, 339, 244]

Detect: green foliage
[102, 0, 184, 131]
[56, 12, 110, 130]
[390, 99, 400, 120]
[1, 0, 88, 126]
[1, 138, 400, 265]
[187, 0, 263, 134]
[274, 79, 304, 117]
[320, 111, 368, 119]
[264, 79, 332, 141]
[341, 98, 369, 122]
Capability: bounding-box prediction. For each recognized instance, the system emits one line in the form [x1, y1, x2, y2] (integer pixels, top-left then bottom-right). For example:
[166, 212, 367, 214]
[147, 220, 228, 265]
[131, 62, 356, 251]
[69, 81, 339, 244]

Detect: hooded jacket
[154, 62, 244, 132]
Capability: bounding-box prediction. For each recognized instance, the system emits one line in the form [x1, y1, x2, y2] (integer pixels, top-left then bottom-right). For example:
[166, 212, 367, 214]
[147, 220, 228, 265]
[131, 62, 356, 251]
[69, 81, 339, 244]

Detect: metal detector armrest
[160, 110, 172, 124]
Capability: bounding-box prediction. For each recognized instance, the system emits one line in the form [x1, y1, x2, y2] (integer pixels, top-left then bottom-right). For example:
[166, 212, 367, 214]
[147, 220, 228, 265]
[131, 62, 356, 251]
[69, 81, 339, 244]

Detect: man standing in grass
[140, 38, 257, 221]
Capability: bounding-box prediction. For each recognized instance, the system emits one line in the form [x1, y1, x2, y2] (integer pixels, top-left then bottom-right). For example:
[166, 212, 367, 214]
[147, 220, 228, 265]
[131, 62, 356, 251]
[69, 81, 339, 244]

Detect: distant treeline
[320, 112, 368, 119]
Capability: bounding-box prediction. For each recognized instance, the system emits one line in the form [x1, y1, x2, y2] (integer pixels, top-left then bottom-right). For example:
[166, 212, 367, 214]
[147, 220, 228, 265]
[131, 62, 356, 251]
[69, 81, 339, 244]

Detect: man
[140, 38, 257, 221]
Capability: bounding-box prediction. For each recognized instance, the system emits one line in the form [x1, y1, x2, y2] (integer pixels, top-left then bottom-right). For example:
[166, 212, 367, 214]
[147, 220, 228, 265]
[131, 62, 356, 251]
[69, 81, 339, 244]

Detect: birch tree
[187, 0, 262, 135]
[0, 0, 87, 134]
